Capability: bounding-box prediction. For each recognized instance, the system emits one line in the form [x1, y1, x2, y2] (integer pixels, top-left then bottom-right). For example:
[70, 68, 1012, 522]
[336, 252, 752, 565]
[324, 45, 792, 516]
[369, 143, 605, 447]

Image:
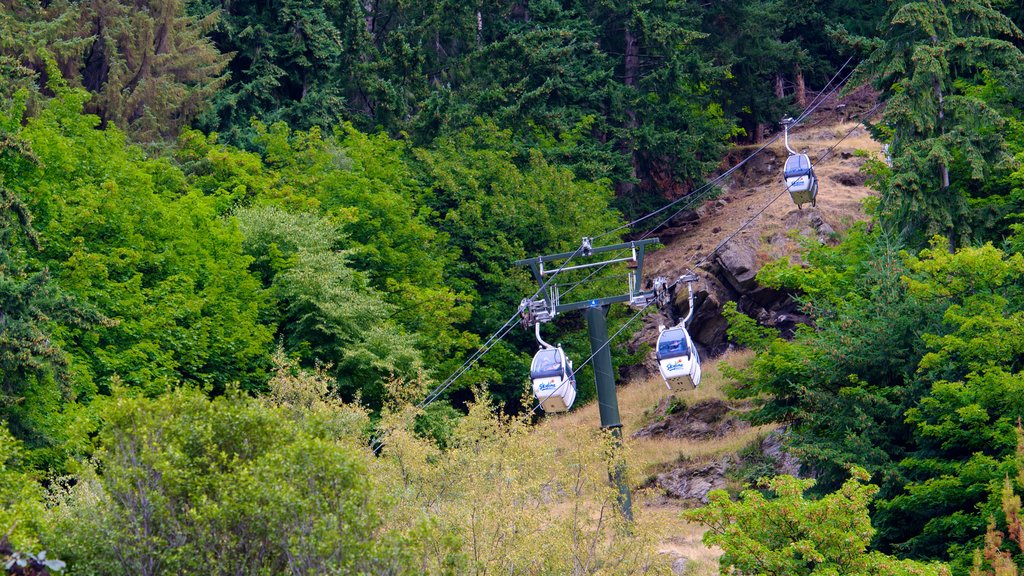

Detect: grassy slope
[537, 350, 758, 574]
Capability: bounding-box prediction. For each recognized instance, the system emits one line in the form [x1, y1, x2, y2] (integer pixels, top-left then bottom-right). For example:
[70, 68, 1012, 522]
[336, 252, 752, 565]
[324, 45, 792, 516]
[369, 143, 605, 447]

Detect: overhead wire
[555, 61, 857, 306]
[592, 56, 854, 243]
[370, 242, 589, 453]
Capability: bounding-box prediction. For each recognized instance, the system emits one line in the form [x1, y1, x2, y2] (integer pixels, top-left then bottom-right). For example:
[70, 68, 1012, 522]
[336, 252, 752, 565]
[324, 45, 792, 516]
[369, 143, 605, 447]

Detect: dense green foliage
[726, 225, 1024, 570]
[715, 16, 1024, 567]
[48, 386, 409, 575]
[847, 0, 1024, 245]
[687, 469, 949, 575]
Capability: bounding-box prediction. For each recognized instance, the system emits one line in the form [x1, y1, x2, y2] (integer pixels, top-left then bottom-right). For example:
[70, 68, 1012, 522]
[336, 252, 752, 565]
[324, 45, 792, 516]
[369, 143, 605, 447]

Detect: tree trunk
[795, 67, 807, 107]
[934, 54, 953, 251]
[509, 0, 529, 22]
[362, 0, 375, 35]
[616, 24, 641, 197]
[774, 74, 784, 99]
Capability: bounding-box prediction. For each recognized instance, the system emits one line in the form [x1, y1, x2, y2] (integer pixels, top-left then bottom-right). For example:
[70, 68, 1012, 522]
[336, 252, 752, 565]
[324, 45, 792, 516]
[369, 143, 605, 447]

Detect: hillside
[647, 89, 883, 283]
[534, 98, 885, 573]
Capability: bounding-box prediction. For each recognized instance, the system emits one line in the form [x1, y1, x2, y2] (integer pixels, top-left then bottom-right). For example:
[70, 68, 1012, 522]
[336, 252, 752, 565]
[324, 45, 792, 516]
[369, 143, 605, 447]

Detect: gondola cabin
[530, 347, 577, 413]
[655, 327, 701, 389]
[783, 153, 817, 209]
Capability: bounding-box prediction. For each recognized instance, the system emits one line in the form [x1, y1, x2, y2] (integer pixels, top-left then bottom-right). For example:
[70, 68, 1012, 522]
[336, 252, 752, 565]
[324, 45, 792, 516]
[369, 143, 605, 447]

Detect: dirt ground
[645, 103, 884, 281]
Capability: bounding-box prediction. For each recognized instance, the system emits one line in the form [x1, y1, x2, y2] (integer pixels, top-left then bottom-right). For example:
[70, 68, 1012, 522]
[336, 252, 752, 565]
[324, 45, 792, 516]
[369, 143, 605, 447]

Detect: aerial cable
[793, 56, 854, 124]
[557, 69, 854, 310]
[567, 64, 857, 301]
[594, 58, 855, 243]
[525, 279, 672, 417]
[372, 60, 868, 453]
[622, 65, 858, 243]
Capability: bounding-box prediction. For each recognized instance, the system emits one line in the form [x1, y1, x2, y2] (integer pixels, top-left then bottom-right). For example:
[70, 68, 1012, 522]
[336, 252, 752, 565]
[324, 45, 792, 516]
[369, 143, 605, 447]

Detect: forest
[2, 0, 1024, 574]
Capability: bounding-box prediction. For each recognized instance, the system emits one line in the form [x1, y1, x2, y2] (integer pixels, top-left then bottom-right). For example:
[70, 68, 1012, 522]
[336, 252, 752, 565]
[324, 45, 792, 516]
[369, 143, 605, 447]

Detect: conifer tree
[848, 0, 1024, 246]
[190, 0, 375, 143]
[75, 0, 230, 142]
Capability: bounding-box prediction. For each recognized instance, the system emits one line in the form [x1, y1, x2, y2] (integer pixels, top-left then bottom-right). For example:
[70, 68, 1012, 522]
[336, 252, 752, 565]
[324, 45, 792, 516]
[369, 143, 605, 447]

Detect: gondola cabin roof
[784, 153, 813, 178]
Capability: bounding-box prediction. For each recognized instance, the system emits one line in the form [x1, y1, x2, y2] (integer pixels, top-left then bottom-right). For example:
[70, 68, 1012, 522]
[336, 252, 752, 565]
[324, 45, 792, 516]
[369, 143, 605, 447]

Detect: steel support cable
[793, 56, 854, 123]
[558, 64, 857, 306]
[624, 64, 856, 241]
[689, 100, 884, 273]
[536, 58, 858, 310]
[373, 61, 867, 453]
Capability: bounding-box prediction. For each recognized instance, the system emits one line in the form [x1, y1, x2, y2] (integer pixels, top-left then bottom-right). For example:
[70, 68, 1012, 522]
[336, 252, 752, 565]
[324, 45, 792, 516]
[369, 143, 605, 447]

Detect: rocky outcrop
[633, 397, 749, 441]
[761, 427, 801, 477]
[654, 207, 844, 354]
[831, 171, 868, 187]
[656, 457, 733, 503]
[715, 241, 758, 293]
[635, 396, 805, 504]
[647, 425, 804, 504]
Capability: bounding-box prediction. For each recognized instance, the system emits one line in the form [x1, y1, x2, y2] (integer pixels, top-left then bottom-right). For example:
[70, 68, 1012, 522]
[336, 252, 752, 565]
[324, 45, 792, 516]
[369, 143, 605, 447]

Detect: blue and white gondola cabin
[655, 327, 702, 389]
[783, 153, 818, 209]
[530, 347, 577, 413]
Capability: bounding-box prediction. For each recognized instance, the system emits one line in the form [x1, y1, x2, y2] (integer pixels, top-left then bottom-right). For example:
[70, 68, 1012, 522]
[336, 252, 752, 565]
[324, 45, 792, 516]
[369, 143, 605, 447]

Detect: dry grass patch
[533, 349, 761, 575]
[631, 425, 774, 478]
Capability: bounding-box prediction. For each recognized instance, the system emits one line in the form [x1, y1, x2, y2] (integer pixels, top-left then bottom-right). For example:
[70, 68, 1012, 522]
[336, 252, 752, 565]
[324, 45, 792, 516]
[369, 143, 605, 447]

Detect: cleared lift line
[518, 102, 883, 519]
[534, 98, 887, 419]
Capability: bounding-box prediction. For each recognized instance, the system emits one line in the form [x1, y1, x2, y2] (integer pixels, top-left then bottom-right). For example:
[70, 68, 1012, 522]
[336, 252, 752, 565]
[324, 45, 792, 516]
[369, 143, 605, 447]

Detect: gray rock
[656, 457, 732, 502]
[715, 242, 758, 293]
[633, 399, 749, 441]
[761, 427, 802, 477]
[830, 171, 867, 186]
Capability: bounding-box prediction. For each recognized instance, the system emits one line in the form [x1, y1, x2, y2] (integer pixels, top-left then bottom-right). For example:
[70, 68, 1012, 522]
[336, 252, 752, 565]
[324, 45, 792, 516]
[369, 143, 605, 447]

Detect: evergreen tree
[697, 0, 809, 143]
[189, 0, 374, 144]
[74, 0, 231, 143]
[847, 0, 1024, 246]
[2, 0, 231, 143]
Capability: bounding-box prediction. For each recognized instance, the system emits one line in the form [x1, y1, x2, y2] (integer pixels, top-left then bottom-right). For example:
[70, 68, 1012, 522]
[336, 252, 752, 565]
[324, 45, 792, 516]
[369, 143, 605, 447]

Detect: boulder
[656, 457, 733, 503]
[715, 241, 759, 293]
[668, 270, 733, 353]
[830, 171, 867, 187]
[668, 209, 700, 227]
[761, 427, 802, 477]
[633, 398, 749, 441]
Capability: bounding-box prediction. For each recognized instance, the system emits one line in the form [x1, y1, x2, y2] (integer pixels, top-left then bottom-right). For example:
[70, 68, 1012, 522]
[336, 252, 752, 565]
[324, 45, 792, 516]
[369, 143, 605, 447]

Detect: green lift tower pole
[585, 303, 632, 521]
[515, 237, 661, 522]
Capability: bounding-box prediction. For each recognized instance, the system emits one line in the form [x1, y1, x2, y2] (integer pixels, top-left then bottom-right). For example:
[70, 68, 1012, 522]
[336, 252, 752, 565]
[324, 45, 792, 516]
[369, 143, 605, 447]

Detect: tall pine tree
[848, 0, 1024, 246]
